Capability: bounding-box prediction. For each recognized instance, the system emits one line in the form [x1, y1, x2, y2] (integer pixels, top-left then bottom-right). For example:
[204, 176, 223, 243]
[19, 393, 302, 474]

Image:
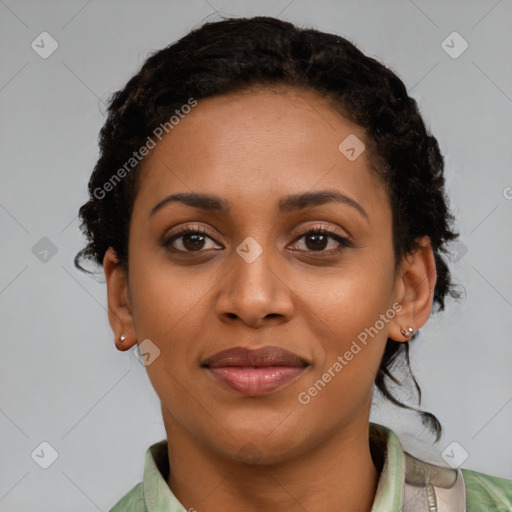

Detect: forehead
[133, 87, 389, 220]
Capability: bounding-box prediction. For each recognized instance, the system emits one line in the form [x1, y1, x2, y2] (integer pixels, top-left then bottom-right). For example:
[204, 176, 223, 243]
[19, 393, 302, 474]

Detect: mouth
[202, 346, 310, 396]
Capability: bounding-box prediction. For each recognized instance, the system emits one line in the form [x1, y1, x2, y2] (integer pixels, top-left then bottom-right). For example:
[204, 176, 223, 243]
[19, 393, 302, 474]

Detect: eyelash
[162, 225, 352, 256]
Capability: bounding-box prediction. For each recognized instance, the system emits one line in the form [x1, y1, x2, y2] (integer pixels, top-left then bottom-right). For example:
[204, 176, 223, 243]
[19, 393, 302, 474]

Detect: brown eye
[164, 228, 222, 253]
[290, 228, 351, 255]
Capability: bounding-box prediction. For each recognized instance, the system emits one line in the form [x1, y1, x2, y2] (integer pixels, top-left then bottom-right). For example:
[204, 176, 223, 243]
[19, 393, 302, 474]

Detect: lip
[202, 346, 309, 396]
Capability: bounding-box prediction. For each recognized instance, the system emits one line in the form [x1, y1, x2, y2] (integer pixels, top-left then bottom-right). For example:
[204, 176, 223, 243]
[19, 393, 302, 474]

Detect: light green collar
[369, 422, 405, 511]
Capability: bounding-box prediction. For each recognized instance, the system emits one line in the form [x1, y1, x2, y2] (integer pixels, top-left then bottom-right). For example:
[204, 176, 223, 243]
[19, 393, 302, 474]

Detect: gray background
[1, 0, 511, 510]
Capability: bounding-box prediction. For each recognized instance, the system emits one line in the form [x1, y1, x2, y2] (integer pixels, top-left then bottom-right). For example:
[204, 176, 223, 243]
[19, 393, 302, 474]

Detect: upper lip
[202, 346, 309, 368]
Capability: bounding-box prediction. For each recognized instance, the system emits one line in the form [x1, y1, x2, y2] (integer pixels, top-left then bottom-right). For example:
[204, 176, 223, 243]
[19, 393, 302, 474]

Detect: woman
[75, 16, 512, 512]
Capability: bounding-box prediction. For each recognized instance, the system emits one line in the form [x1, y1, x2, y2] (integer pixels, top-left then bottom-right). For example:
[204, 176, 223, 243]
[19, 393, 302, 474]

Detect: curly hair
[75, 15, 460, 442]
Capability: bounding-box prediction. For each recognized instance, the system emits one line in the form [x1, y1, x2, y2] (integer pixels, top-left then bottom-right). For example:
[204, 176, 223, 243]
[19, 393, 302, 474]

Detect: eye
[163, 227, 223, 253]
[289, 227, 351, 255]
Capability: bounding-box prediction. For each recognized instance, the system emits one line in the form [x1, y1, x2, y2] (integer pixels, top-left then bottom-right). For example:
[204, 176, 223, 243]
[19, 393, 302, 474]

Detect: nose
[214, 244, 295, 328]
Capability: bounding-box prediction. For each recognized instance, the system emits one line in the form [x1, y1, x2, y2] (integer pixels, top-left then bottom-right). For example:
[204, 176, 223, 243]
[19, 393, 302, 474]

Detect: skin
[104, 86, 436, 512]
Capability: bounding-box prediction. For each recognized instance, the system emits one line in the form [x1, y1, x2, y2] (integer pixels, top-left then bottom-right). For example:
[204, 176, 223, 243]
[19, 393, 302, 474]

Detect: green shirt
[110, 422, 512, 511]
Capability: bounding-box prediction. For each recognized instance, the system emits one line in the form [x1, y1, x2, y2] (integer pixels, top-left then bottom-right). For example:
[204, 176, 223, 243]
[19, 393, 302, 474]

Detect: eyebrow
[149, 189, 368, 220]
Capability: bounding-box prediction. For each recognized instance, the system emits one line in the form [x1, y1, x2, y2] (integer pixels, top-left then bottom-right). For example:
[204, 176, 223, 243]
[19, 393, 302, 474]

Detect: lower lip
[206, 366, 306, 396]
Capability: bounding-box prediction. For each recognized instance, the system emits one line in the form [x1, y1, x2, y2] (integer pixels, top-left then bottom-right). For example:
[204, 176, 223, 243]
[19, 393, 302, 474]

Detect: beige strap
[402, 451, 466, 511]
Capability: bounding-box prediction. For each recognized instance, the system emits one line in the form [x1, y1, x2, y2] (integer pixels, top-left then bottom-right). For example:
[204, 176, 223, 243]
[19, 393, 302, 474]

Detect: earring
[400, 326, 414, 338]
[119, 334, 127, 343]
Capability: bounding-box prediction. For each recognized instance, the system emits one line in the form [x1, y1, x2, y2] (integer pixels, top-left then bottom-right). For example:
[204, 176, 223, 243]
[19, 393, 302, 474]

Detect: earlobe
[103, 247, 138, 351]
[389, 236, 437, 342]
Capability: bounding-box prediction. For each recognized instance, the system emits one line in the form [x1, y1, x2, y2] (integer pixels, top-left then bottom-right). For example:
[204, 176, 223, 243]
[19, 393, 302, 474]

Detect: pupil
[307, 234, 327, 251]
[184, 234, 205, 251]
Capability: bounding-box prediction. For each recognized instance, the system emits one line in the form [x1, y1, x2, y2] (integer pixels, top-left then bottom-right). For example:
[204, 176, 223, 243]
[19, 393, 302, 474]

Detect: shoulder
[403, 449, 512, 511]
[109, 482, 146, 512]
[462, 468, 512, 512]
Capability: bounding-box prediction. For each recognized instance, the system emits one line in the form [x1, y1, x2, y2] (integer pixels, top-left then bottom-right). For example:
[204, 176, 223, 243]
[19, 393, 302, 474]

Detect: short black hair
[75, 15, 460, 442]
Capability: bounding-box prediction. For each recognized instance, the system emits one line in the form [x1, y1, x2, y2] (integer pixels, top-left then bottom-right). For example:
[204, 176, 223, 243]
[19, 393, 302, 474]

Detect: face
[106, 86, 420, 464]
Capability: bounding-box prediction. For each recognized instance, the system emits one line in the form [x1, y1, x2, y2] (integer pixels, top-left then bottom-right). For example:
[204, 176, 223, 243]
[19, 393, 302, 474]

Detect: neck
[164, 419, 381, 512]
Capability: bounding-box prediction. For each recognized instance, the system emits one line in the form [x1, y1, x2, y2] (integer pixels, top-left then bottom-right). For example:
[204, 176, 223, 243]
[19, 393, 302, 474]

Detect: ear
[389, 236, 437, 342]
[103, 247, 138, 351]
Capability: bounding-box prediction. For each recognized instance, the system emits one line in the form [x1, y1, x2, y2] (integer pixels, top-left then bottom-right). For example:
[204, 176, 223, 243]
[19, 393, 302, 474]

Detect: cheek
[295, 261, 394, 403]
[297, 297, 391, 423]
[132, 270, 206, 417]
[129, 258, 206, 339]
[129, 257, 228, 382]
[300, 260, 394, 341]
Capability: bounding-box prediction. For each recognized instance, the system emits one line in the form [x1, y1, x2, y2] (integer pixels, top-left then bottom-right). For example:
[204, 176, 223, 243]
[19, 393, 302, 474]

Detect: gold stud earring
[400, 326, 414, 338]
